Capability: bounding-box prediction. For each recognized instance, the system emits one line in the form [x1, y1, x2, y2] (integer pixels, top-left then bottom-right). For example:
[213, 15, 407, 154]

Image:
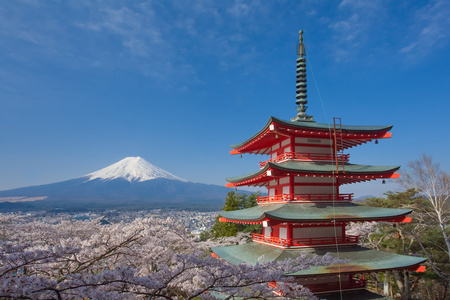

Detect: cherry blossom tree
[0, 215, 341, 299]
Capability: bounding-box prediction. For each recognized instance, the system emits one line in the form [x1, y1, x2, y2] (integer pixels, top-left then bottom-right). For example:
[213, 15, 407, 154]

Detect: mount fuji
[86, 157, 189, 183]
[0, 157, 235, 211]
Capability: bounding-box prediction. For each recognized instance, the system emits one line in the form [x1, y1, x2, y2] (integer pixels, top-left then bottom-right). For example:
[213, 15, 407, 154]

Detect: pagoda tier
[212, 243, 426, 275]
[211, 244, 426, 295]
[226, 161, 399, 188]
[218, 203, 411, 249]
[218, 203, 411, 223]
[230, 116, 392, 155]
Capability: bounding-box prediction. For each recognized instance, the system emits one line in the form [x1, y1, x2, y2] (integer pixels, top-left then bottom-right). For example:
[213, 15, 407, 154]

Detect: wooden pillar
[289, 175, 294, 200]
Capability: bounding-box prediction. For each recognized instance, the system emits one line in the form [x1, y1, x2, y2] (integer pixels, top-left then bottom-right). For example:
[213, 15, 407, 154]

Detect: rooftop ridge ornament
[291, 30, 314, 122]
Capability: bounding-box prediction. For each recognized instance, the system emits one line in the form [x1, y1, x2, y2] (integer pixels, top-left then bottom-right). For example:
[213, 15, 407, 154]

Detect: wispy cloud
[399, 0, 450, 59]
[227, 0, 253, 17]
[327, 0, 387, 62]
[71, 1, 267, 78]
[0, 0, 281, 86]
[75, 5, 165, 57]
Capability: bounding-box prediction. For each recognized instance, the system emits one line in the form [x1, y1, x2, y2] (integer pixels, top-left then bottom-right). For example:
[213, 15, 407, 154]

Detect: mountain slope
[0, 157, 236, 211]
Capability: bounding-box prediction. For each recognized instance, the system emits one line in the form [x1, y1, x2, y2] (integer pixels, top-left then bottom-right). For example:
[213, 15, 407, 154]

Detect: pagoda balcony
[259, 152, 349, 168]
[306, 279, 366, 294]
[269, 279, 366, 296]
[252, 233, 359, 248]
[257, 193, 353, 204]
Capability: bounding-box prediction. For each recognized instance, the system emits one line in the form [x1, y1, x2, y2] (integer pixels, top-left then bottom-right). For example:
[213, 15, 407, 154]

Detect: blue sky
[0, 0, 449, 198]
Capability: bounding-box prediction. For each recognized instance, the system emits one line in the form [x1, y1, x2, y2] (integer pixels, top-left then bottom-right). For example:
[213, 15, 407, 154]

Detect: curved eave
[218, 203, 411, 223]
[211, 244, 426, 276]
[230, 116, 393, 154]
[225, 162, 400, 187]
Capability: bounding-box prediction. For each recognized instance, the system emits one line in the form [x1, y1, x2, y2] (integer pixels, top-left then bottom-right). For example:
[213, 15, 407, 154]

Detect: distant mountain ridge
[0, 157, 236, 211]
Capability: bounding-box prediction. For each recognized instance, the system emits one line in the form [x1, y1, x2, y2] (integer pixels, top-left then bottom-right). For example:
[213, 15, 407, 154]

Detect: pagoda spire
[291, 30, 314, 122]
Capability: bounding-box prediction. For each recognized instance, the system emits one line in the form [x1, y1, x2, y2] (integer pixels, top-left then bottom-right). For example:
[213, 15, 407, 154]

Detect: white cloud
[399, 0, 450, 58]
[0, 0, 273, 82]
[327, 0, 386, 61]
[228, 0, 252, 17]
[338, 0, 380, 10]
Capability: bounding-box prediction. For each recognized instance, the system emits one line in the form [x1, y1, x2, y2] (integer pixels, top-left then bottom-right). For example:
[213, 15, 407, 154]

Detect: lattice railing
[259, 152, 349, 167]
[252, 233, 358, 247]
[257, 193, 353, 204]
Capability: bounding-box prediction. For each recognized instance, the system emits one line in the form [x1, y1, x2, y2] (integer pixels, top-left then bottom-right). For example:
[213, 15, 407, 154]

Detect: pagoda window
[263, 226, 272, 237]
[272, 143, 280, 151]
[279, 227, 287, 239]
[268, 188, 275, 196]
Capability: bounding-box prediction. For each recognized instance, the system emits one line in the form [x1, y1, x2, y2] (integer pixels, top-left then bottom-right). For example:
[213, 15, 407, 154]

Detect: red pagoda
[211, 31, 426, 298]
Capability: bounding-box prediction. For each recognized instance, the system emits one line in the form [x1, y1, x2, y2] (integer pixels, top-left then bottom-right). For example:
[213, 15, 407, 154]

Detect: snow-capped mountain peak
[85, 157, 188, 183]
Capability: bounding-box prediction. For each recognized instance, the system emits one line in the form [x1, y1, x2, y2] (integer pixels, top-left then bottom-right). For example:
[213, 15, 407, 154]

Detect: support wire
[306, 49, 344, 300]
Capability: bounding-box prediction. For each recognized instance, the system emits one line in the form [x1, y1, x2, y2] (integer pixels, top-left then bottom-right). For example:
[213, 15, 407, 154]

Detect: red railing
[252, 233, 358, 248]
[257, 193, 353, 204]
[259, 152, 349, 167]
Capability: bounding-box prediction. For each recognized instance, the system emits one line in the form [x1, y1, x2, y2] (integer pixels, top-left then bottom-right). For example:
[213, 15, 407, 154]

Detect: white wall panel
[279, 227, 287, 239]
[294, 185, 334, 194]
[293, 226, 342, 239]
[281, 139, 290, 147]
[279, 177, 289, 185]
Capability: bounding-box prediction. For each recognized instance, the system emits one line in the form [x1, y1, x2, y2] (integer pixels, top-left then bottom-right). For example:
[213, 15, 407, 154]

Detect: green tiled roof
[226, 161, 400, 183]
[211, 243, 426, 276]
[219, 203, 411, 222]
[230, 116, 393, 149]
